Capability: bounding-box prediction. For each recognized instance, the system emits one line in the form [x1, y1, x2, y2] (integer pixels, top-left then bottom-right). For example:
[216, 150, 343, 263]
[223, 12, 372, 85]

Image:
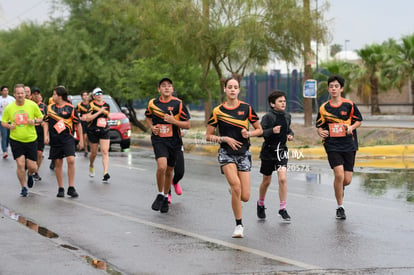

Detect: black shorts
[80, 121, 88, 135]
[49, 139, 76, 159]
[152, 142, 179, 167]
[327, 151, 356, 171]
[260, 158, 288, 176]
[10, 139, 38, 161]
[87, 128, 110, 144]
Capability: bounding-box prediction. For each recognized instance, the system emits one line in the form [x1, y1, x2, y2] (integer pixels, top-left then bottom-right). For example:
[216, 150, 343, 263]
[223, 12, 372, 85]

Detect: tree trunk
[370, 77, 381, 115]
[411, 79, 414, 115]
[125, 100, 148, 132]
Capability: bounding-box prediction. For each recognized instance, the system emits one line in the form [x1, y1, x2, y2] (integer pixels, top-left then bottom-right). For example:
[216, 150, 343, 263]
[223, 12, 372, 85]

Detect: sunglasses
[94, 92, 103, 95]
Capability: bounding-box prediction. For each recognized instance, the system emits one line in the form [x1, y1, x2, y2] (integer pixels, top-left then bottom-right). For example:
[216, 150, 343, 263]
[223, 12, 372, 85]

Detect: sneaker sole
[278, 215, 291, 223]
[232, 234, 243, 238]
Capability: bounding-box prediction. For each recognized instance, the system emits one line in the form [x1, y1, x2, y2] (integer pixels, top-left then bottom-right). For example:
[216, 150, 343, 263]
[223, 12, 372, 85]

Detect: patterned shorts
[218, 148, 252, 172]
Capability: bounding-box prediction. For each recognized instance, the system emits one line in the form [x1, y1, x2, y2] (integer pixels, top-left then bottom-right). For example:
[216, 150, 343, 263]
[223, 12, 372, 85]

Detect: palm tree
[383, 34, 414, 114]
[355, 43, 391, 115]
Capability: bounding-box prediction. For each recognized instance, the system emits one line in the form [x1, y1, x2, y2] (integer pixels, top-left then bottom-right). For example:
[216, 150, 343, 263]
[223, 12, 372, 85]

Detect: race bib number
[159, 124, 173, 137]
[54, 119, 66, 134]
[14, 113, 28, 125]
[329, 123, 347, 137]
[97, 117, 107, 128]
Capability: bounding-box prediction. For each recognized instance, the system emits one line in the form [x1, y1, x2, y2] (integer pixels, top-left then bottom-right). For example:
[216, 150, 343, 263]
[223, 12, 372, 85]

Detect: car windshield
[69, 95, 121, 113]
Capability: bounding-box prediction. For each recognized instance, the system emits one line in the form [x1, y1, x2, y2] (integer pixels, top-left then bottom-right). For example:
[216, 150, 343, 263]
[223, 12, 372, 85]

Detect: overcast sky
[0, 0, 413, 52]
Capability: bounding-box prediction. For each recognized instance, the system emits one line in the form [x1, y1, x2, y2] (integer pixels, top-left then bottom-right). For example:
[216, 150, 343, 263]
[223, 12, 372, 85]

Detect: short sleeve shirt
[1, 99, 43, 143]
[208, 100, 259, 155]
[45, 102, 80, 146]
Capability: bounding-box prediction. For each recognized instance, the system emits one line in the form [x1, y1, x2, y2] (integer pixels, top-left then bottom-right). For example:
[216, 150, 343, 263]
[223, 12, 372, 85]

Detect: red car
[69, 95, 131, 150]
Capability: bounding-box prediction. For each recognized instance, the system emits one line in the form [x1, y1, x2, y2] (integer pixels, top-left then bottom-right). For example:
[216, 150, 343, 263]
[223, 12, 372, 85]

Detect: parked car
[68, 95, 131, 150]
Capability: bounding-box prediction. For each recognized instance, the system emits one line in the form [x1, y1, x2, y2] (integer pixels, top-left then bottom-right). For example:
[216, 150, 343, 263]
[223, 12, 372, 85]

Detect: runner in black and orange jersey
[76, 90, 90, 157]
[206, 77, 263, 238]
[316, 74, 363, 220]
[145, 77, 191, 214]
[44, 86, 83, 198]
[31, 87, 47, 181]
[86, 87, 111, 182]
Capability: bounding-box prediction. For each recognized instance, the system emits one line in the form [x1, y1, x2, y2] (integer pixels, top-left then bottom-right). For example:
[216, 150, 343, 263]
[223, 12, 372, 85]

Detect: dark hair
[268, 90, 286, 106]
[54, 85, 70, 103]
[80, 90, 88, 96]
[328, 74, 345, 88]
[0, 85, 8, 91]
[224, 77, 240, 87]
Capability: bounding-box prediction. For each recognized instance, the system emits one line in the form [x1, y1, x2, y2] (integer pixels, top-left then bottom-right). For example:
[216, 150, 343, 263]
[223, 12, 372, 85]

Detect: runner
[86, 87, 111, 182]
[31, 87, 47, 181]
[257, 90, 294, 222]
[316, 74, 363, 220]
[76, 90, 90, 157]
[145, 77, 191, 213]
[205, 77, 262, 238]
[0, 85, 15, 159]
[44, 85, 84, 198]
[1, 84, 43, 197]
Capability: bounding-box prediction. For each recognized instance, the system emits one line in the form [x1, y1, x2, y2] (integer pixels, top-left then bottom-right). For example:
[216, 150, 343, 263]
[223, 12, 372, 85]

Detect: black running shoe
[67, 187, 79, 198]
[151, 194, 165, 211]
[20, 187, 28, 197]
[102, 173, 110, 183]
[84, 151, 88, 157]
[257, 202, 266, 219]
[160, 197, 169, 213]
[278, 208, 291, 222]
[27, 174, 34, 188]
[57, 187, 65, 198]
[33, 173, 42, 181]
[336, 207, 346, 220]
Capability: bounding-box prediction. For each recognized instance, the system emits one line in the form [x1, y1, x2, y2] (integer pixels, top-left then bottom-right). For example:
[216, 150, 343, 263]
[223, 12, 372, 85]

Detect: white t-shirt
[0, 95, 16, 120]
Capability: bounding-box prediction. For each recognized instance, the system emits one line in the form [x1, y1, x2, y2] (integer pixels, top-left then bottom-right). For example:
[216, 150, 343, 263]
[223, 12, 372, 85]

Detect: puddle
[0, 204, 59, 238]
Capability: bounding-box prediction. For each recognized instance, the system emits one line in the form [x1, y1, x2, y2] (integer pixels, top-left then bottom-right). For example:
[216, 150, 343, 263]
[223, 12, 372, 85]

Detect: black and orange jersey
[35, 102, 47, 136]
[208, 100, 259, 155]
[87, 100, 110, 129]
[37, 102, 47, 117]
[76, 101, 89, 117]
[145, 96, 190, 149]
[45, 102, 80, 146]
[316, 98, 363, 152]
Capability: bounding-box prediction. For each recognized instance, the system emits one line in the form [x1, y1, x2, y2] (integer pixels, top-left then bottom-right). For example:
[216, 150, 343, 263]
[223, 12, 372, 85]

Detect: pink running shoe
[172, 182, 182, 195]
[168, 193, 172, 204]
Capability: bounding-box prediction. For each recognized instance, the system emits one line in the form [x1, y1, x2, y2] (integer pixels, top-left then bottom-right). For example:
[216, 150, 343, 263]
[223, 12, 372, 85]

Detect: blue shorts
[218, 148, 252, 173]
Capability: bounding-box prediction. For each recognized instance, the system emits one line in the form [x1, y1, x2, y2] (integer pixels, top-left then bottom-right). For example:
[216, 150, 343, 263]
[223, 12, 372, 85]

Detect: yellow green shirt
[1, 99, 43, 143]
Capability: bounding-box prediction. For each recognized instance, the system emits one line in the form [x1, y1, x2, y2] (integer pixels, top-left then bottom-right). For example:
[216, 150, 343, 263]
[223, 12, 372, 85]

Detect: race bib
[159, 124, 173, 137]
[14, 113, 28, 125]
[54, 119, 66, 134]
[328, 123, 347, 137]
[97, 117, 107, 128]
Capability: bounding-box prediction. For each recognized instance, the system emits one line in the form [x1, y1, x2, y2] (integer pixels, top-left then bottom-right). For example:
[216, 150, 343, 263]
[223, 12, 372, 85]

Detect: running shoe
[27, 174, 34, 188]
[168, 193, 172, 204]
[160, 197, 169, 213]
[3, 152, 8, 159]
[84, 151, 88, 157]
[336, 207, 346, 220]
[257, 202, 266, 219]
[20, 187, 28, 197]
[89, 166, 95, 177]
[232, 225, 244, 238]
[33, 172, 42, 181]
[102, 173, 110, 183]
[57, 187, 65, 198]
[172, 182, 182, 195]
[151, 194, 165, 211]
[278, 208, 291, 223]
[67, 186, 79, 198]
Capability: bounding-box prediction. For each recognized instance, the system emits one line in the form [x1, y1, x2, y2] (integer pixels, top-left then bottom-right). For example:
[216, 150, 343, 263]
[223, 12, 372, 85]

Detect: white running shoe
[232, 225, 244, 238]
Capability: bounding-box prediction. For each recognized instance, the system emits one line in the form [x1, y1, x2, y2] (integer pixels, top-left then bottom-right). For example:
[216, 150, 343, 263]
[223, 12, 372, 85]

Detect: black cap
[158, 77, 173, 87]
[32, 87, 41, 94]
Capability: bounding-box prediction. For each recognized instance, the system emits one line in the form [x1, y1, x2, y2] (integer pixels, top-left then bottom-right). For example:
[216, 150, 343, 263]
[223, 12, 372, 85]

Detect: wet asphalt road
[1, 147, 414, 275]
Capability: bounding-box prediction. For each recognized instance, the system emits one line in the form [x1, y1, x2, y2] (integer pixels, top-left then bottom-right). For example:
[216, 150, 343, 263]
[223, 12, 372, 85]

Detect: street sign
[303, 79, 317, 98]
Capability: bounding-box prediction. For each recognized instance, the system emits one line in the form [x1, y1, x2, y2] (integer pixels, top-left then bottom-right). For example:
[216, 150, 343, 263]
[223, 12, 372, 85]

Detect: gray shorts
[218, 148, 252, 173]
